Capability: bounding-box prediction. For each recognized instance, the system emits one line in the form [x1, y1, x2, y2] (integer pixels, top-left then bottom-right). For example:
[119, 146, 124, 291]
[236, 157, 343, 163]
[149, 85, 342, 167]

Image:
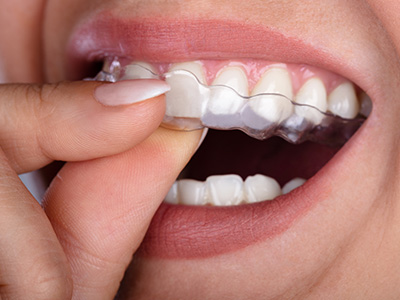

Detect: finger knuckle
[8, 84, 54, 129]
[56, 226, 126, 293]
[0, 263, 72, 300]
[29, 83, 59, 117]
[29, 262, 72, 300]
[25, 84, 61, 162]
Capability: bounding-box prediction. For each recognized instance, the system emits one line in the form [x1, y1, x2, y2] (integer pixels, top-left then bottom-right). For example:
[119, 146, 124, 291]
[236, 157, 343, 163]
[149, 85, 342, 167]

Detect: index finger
[0, 79, 169, 173]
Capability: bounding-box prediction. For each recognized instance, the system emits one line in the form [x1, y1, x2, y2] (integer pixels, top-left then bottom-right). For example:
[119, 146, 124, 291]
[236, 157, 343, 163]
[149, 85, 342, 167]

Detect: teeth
[360, 92, 372, 117]
[294, 78, 327, 124]
[207, 67, 247, 115]
[328, 82, 359, 119]
[178, 179, 207, 206]
[165, 182, 179, 204]
[205, 175, 244, 206]
[114, 59, 367, 145]
[164, 174, 286, 206]
[122, 62, 158, 80]
[252, 68, 293, 99]
[116, 60, 365, 208]
[204, 67, 247, 127]
[244, 174, 282, 203]
[247, 68, 294, 123]
[282, 178, 306, 194]
[165, 62, 208, 118]
[169, 62, 207, 84]
[123, 60, 365, 124]
[212, 66, 249, 96]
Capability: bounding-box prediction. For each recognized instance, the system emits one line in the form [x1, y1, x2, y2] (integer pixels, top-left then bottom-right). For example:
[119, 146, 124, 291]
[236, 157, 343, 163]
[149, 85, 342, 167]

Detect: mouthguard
[92, 57, 369, 146]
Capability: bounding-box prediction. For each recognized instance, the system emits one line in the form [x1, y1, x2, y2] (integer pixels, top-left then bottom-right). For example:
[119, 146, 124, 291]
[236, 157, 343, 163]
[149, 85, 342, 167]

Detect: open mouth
[93, 57, 371, 207]
[66, 16, 373, 259]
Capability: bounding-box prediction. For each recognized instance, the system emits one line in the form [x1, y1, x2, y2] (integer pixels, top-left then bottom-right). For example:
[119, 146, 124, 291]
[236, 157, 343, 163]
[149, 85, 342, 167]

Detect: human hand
[0, 79, 201, 299]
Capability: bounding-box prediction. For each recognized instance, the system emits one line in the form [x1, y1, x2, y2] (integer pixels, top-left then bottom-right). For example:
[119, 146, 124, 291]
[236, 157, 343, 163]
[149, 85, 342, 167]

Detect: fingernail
[195, 128, 209, 151]
[94, 79, 170, 106]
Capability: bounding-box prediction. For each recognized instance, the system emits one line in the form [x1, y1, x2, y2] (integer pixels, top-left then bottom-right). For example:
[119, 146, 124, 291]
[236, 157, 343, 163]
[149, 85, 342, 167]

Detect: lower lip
[138, 168, 333, 259]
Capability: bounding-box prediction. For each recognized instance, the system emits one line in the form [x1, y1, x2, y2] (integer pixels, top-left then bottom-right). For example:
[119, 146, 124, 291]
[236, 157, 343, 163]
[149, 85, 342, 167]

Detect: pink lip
[67, 13, 355, 82]
[139, 177, 332, 259]
[67, 12, 365, 259]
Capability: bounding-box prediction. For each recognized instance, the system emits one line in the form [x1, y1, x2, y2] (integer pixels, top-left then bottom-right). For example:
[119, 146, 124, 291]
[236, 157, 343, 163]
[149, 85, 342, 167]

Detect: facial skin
[1, 0, 400, 299]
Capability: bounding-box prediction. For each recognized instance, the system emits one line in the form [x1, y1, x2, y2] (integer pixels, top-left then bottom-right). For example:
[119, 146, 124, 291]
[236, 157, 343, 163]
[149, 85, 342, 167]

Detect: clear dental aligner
[94, 57, 370, 146]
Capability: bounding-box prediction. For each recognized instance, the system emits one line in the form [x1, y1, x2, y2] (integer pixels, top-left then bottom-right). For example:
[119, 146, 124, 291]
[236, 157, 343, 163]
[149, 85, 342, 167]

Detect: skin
[0, 0, 399, 299]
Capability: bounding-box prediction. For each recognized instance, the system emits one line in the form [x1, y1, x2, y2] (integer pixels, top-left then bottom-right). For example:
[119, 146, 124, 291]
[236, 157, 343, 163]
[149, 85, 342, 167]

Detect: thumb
[43, 128, 202, 299]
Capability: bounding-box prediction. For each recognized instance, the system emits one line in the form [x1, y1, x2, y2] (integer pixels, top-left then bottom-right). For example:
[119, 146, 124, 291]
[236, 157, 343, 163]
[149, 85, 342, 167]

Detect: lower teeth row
[93, 57, 369, 146]
[164, 175, 306, 206]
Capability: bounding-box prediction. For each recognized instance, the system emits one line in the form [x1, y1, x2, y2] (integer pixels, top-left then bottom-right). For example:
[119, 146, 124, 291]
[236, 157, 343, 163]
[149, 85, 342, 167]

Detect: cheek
[43, 0, 105, 81]
[0, 0, 44, 82]
[366, 0, 400, 52]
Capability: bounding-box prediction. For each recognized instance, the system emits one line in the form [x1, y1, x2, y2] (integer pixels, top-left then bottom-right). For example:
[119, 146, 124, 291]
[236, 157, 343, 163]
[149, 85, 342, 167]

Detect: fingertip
[94, 79, 170, 106]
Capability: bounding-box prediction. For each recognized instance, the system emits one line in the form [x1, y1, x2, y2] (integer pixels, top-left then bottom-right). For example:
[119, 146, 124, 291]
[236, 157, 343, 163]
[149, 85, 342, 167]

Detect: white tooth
[295, 78, 327, 124]
[165, 61, 208, 118]
[212, 66, 249, 96]
[169, 61, 207, 84]
[207, 67, 247, 117]
[178, 179, 207, 206]
[328, 82, 359, 119]
[360, 92, 372, 117]
[282, 178, 306, 194]
[205, 175, 244, 206]
[248, 68, 294, 123]
[252, 68, 293, 99]
[244, 174, 282, 203]
[122, 62, 159, 80]
[164, 182, 179, 204]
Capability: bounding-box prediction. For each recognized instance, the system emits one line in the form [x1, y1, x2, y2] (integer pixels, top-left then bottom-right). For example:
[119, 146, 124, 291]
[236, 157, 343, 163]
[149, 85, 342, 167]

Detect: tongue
[182, 129, 340, 185]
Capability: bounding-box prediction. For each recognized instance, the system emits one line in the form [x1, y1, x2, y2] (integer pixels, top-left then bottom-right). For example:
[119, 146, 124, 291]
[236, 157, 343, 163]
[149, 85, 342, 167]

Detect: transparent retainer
[94, 57, 369, 146]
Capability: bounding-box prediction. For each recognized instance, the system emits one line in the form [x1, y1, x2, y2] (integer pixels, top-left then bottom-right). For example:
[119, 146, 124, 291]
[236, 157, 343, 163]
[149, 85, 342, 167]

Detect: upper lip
[66, 11, 377, 103]
[65, 9, 376, 259]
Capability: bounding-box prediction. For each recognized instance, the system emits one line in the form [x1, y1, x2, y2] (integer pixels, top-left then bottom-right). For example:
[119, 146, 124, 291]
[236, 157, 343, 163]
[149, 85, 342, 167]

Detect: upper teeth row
[96, 58, 369, 145]
[123, 61, 364, 122]
[164, 175, 306, 206]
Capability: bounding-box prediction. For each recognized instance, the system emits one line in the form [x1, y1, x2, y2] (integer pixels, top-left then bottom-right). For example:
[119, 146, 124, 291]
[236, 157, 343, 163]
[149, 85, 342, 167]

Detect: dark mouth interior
[70, 60, 104, 81]
[181, 129, 340, 186]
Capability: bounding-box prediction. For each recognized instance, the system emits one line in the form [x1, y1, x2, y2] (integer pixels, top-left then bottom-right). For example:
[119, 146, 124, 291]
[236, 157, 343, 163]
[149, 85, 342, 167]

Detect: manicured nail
[94, 79, 170, 106]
